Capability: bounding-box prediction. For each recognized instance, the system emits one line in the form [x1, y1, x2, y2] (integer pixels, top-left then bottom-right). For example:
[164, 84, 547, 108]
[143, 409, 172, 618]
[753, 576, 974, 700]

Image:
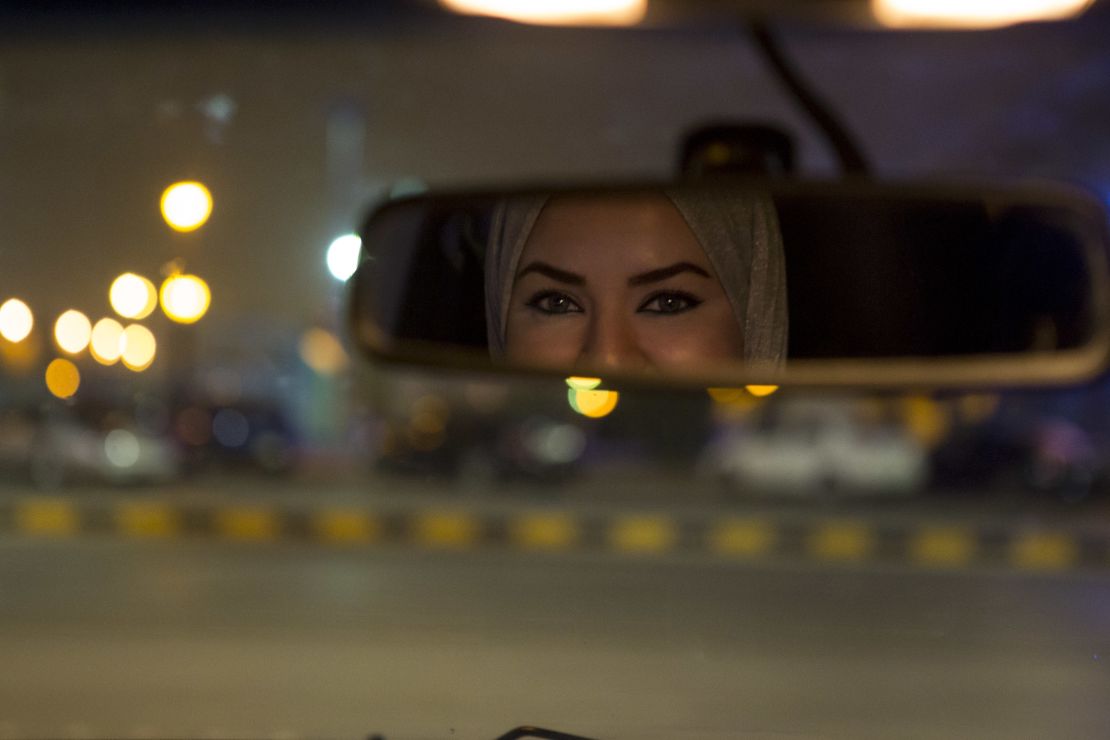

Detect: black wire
[750, 21, 871, 175]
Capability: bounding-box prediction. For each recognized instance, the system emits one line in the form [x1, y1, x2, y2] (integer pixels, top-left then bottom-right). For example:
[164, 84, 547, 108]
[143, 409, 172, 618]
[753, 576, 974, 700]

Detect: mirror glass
[351, 183, 1110, 383]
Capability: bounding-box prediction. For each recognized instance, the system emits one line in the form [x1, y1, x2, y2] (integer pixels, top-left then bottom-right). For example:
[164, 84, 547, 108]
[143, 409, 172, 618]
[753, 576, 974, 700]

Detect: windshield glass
[3, 5, 1110, 738]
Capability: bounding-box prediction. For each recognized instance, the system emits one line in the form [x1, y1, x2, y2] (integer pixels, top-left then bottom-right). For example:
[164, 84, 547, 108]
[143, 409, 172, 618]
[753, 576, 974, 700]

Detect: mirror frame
[350, 177, 1110, 390]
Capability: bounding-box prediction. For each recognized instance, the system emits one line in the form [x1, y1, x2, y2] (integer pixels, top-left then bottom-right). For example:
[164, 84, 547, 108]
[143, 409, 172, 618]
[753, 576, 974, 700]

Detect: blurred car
[708, 398, 927, 495]
[13, 404, 182, 488]
[370, 379, 588, 486]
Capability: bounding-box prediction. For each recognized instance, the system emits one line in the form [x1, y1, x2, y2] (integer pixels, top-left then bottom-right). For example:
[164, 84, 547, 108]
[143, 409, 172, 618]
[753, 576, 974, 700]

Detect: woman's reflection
[485, 190, 787, 370]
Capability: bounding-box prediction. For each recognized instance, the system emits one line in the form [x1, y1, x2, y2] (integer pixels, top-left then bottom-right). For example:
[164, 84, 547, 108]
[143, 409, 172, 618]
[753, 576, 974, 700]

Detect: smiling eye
[639, 292, 703, 315]
[526, 290, 583, 315]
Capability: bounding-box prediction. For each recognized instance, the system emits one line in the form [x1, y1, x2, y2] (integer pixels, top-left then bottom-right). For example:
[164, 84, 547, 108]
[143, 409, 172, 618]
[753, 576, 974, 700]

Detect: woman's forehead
[519, 192, 709, 271]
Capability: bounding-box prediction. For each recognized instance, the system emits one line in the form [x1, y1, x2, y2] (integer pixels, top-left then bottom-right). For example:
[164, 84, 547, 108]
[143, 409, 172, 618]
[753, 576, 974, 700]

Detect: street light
[566, 376, 602, 390]
[568, 388, 620, 418]
[0, 299, 33, 343]
[160, 274, 211, 324]
[120, 324, 157, 371]
[160, 181, 213, 232]
[90, 318, 124, 365]
[326, 234, 362, 282]
[45, 358, 81, 399]
[299, 328, 348, 375]
[109, 273, 158, 319]
[54, 310, 92, 354]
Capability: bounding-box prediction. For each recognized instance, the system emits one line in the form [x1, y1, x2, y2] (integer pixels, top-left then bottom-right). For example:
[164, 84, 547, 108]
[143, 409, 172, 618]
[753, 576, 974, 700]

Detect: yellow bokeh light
[958, 393, 1001, 424]
[54, 310, 92, 354]
[160, 181, 213, 232]
[45, 358, 80, 399]
[90, 318, 124, 365]
[566, 376, 603, 390]
[440, 0, 647, 26]
[0, 298, 34, 343]
[568, 388, 619, 419]
[160, 274, 211, 324]
[745, 385, 779, 397]
[109, 273, 158, 319]
[872, 0, 1092, 28]
[299, 328, 348, 375]
[902, 395, 951, 449]
[120, 323, 157, 372]
[708, 387, 748, 404]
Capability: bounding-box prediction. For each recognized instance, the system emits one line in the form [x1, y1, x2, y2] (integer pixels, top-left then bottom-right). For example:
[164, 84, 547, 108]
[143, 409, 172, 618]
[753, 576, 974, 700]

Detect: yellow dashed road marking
[910, 527, 975, 567]
[1012, 532, 1078, 571]
[312, 509, 380, 544]
[15, 499, 78, 537]
[116, 502, 180, 539]
[215, 506, 279, 541]
[708, 518, 776, 557]
[510, 513, 579, 551]
[609, 516, 678, 554]
[1, 496, 1099, 575]
[414, 511, 480, 549]
[809, 521, 874, 562]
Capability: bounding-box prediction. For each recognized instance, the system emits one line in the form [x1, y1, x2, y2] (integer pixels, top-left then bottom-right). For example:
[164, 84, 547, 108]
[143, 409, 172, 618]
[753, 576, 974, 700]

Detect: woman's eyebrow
[515, 261, 586, 285]
[628, 262, 711, 286]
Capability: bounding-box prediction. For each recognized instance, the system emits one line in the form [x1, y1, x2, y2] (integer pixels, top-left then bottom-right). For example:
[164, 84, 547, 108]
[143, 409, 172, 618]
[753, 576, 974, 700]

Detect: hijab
[484, 188, 788, 364]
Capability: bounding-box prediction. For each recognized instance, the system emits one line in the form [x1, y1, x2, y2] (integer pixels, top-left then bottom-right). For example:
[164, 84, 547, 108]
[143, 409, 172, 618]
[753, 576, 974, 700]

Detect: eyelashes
[523, 290, 703, 316]
[525, 290, 583, 315]
[637, 291, 703, 315]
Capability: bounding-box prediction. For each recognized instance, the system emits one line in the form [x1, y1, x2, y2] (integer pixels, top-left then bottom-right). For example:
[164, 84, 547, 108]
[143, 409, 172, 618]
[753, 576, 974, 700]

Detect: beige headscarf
[485, 188, 788, 364]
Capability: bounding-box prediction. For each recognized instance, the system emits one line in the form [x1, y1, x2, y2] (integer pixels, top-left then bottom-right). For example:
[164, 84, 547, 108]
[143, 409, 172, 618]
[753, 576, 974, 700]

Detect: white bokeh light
[0, 299, 34, 343]
[326, 234, 362, 282]
[160, 181, 213, 232]
[54, 310, 92, 354]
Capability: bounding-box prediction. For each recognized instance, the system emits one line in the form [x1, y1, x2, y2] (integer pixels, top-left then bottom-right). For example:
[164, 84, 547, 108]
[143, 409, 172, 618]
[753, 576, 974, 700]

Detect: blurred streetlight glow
[109, 273, 158, 319]
[0, 299, 33, 343]
[104, 429, 141, 468]
[326, 234, 362, 282]
[299, 328, 349, 375]
[872, 0, 1092, 28]
[568, 387, 619, 418]
[54, 310, 93, 354]
[90, 318, 124, 365]
[120, 324, 157, 372]
[902, 395, 951, 448]
[440, 0, 647, 26]
[160, 274, 211, 323]
[566, 376, 603, 390]
[160, 181, 213, 232]
[708, 387, 748, 404]
[45, 358, 81, 399]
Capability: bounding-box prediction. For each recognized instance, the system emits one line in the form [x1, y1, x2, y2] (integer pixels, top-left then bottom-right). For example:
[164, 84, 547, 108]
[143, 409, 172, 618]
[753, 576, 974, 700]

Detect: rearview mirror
[349, 180, 1110, 388]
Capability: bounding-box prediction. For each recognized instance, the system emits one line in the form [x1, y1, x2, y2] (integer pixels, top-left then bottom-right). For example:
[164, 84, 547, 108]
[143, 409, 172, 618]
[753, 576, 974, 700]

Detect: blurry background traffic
[2, 1, 1110, 503]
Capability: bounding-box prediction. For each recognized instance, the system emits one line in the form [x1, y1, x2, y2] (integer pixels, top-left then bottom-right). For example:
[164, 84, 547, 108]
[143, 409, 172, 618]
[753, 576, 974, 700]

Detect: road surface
[1, 534, 1109, 739]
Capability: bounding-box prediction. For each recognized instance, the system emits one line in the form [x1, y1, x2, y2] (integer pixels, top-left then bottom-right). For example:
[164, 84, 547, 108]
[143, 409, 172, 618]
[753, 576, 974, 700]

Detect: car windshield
[3, 3, 1110, 738]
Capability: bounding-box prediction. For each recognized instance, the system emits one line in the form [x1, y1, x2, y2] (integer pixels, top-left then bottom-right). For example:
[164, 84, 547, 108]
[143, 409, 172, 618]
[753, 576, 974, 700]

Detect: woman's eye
[639, 292, 702, 315]
[526, 291, 583, 315]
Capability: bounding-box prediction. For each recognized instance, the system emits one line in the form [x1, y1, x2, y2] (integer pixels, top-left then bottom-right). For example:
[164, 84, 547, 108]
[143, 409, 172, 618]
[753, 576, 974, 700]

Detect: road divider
[1, 496, 1107, 574]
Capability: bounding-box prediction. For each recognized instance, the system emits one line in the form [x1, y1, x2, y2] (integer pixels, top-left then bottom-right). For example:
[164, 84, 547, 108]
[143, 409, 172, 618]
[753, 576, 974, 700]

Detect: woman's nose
[580, 312, 649, 370]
